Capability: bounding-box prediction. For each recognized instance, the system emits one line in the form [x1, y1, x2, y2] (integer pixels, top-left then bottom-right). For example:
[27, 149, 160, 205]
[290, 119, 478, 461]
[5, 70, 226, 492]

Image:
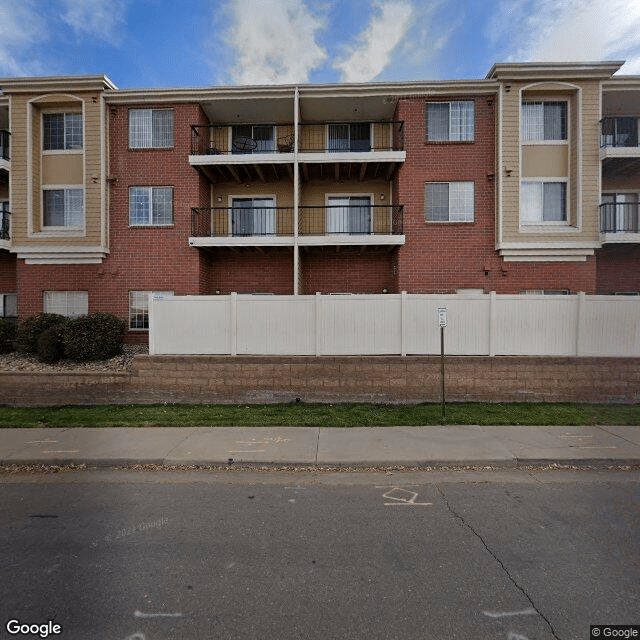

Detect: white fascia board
[188, 236, 295, 248]
[298, 151, 406, 164]
[298, 234, 405, 246]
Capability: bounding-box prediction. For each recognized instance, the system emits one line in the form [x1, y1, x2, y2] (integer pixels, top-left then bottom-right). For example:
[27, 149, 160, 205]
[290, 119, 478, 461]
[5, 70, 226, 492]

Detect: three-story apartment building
[0, 61, 638, 342]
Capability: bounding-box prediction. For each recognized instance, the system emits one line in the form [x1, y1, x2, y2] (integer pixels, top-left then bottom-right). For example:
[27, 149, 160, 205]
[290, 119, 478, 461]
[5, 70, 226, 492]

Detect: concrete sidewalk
[1, 424, 640, 468]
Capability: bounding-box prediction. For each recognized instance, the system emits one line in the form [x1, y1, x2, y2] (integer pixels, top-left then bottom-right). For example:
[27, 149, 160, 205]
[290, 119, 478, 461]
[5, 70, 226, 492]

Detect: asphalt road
[0, 469, 638, 640]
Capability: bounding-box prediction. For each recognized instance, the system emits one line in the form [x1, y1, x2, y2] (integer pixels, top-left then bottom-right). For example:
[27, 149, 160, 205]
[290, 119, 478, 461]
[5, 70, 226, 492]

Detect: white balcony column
[293, 86, 300, 295]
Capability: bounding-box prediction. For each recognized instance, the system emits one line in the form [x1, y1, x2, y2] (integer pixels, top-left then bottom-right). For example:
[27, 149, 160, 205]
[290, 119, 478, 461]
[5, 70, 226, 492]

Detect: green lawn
[0, 402, 638, 428]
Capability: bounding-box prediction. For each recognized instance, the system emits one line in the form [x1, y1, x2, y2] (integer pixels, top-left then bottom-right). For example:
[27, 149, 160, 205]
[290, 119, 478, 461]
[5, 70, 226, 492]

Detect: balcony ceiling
[199, 94, 397, 124]
[602, 157, 640, 178]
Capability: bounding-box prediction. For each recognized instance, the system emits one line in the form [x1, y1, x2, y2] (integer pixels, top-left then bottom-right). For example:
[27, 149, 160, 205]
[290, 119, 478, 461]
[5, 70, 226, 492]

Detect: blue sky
[1, 0, 640, 88]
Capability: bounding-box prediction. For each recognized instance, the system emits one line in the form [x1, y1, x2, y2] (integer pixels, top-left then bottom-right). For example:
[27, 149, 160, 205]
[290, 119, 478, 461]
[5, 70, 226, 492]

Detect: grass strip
[0, 402, 637, 428]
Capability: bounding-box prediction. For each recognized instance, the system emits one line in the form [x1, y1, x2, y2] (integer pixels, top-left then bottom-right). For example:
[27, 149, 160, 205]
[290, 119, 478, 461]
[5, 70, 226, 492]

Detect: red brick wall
[0, 251, 16, 291]
[301, 248, 395, 294]
[394, 96, 597, 293]
[17, 103, 211, 342]
[596, 245, 640, 293]
[205, 248, 294, 294]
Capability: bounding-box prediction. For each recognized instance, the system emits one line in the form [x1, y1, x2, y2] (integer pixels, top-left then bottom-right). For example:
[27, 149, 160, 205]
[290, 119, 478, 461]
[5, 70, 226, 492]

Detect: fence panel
[236, 296, 316, 355]
[493, 296, 578, 356]
[579, 296, 640, 357]
[149, 296, 231, 355]
[149, 293, 640, 357]
[318, 295, 402, 355]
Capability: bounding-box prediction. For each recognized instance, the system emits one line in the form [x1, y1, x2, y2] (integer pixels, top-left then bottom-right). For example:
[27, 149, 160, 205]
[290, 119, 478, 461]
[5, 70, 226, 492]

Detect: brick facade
[14, 103, 211, 341]
[596, 245, 640, 294]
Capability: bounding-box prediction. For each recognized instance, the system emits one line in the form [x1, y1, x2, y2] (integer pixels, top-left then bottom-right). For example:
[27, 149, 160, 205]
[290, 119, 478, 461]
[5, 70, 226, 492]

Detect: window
[0, 294, 17, 318]
[129, 291, 173, 330]
[326, 196, 371, 234]
[129, 109, 173, 148]
[425, 182, 474, 222]
[426, 101, 474, 141]
[522, 101, 567, 141]
[521, 181, 567, 223]
[328, 123, 371, 152]
[43, 113, 83, 150]
[43, 291, 88, 318]
[232, 125, 275, 154]
[43, 188, 83, 227]
[129, 187, 173, 226]
[231, 197, 276, 235]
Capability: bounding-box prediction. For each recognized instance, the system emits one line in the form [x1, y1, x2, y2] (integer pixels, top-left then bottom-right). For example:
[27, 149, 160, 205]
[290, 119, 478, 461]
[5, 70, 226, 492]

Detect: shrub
[0, 319, 16, 354]
[16, 313, 66, 354]
[61, 312, 125, 361]
[37, 323, 67, 363]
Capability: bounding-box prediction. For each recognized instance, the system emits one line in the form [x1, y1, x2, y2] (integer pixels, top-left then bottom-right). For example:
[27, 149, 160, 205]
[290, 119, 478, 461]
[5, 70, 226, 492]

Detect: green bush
[37, 324, 66, 363]
[16, 313, 66, 354]
[61, 312, 125, 361]
[0, 319, 16, 354]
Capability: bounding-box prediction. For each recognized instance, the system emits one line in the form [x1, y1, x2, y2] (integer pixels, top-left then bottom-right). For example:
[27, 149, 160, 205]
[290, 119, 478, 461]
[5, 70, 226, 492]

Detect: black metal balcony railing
[600, 202, 639, 233]
[299, 205, 403, 236]
[0, 207, 10, 241]
[191, 206, 294, 237]
[0, 130, 9, 161]
[298, 121, 404, 153]
[190, 125, 295, 156]
[191, 205, 404, 238]
[190, 121, 404, 156]
[601, 117, 639, 148]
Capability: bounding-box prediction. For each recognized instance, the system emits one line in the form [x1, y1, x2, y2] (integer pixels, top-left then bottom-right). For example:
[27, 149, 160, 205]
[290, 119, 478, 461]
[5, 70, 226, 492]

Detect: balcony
[190, 206, 294, 247]
[0, 131, 9, 178]
[189, 124, 294, 183]
[600, 202, 640, 243]
[189, 204, 405, 248]
[600, 117, 640, 176]
[0, 206, 10, 250]
[298, 204, 404, 247]
[298, 121, 405, 180]
[188, 121, 405, 183]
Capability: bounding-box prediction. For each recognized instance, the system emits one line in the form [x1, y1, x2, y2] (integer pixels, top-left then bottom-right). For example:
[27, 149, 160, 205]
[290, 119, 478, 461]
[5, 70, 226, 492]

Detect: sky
[0, 0, 640, 88]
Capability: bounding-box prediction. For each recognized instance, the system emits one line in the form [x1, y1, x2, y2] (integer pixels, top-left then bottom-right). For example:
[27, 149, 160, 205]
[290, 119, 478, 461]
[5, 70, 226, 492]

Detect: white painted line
[41, 450, 80, 454]
[571, 446, 617, 449]
[124, 634, 146, 640]
[26, 440, 58, 444]
[228, 450, 266, 453]
[382, 487, 433, 506]
[483, 608, 537, 618]
[558, 435, 593, 438]
[133, 610, 183, 619]
[507, 633, 529, 640]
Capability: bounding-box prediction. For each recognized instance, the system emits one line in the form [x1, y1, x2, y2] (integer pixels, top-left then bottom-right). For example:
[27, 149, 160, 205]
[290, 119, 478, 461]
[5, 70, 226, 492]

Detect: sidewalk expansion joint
[434, 484, 562, 640]
[314, 427, 320, 465]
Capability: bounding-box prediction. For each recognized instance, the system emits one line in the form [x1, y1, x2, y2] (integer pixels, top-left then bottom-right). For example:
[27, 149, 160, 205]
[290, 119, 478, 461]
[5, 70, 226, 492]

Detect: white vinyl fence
[149, 292, 640, 357]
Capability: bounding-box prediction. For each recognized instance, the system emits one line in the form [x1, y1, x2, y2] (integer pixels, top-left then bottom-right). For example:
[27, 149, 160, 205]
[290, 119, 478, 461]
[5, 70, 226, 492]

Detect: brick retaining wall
[0, 356, 638, 407]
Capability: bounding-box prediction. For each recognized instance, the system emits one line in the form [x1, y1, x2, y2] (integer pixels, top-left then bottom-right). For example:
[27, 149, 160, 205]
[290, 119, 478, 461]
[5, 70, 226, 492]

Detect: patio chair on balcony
[277, 134, 294, 153]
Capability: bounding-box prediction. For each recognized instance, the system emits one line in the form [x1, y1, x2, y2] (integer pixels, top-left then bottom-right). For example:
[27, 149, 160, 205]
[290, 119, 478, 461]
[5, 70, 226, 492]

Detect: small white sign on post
[437, 307, 447, 328]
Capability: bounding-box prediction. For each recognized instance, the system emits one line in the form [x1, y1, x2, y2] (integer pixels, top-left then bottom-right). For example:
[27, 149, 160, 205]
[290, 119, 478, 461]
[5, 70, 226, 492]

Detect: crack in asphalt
[434, 484, 562, 640]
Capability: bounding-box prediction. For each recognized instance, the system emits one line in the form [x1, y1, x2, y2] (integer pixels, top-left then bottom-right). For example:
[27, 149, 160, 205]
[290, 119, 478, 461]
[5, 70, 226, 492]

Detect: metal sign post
[436, 308, 447, 422]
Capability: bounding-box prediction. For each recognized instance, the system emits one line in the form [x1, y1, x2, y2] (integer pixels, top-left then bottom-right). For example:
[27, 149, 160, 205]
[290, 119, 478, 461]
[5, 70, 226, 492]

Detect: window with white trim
[426, 101, 474, 141]
[425, 182, 474, 222]
[522, 101, 567, 141]
[520, 181, 567, 223]
[43, 291, 88, 317]
[129, 187, 173, 226]
[129, 291, 173, 330]
[129, 109, 173, 149]
[43, 113, 83, 150]
[43, 188, 84, 227]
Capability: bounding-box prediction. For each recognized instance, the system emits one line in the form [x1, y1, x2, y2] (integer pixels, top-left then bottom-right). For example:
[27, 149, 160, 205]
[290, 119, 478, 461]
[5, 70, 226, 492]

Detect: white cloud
[334, 0, 414, 82]
[487, 0, 640, 73]
[223, 0, 327, 85]
[0, 0, 47, 75]
[60, 0, 130, 43]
